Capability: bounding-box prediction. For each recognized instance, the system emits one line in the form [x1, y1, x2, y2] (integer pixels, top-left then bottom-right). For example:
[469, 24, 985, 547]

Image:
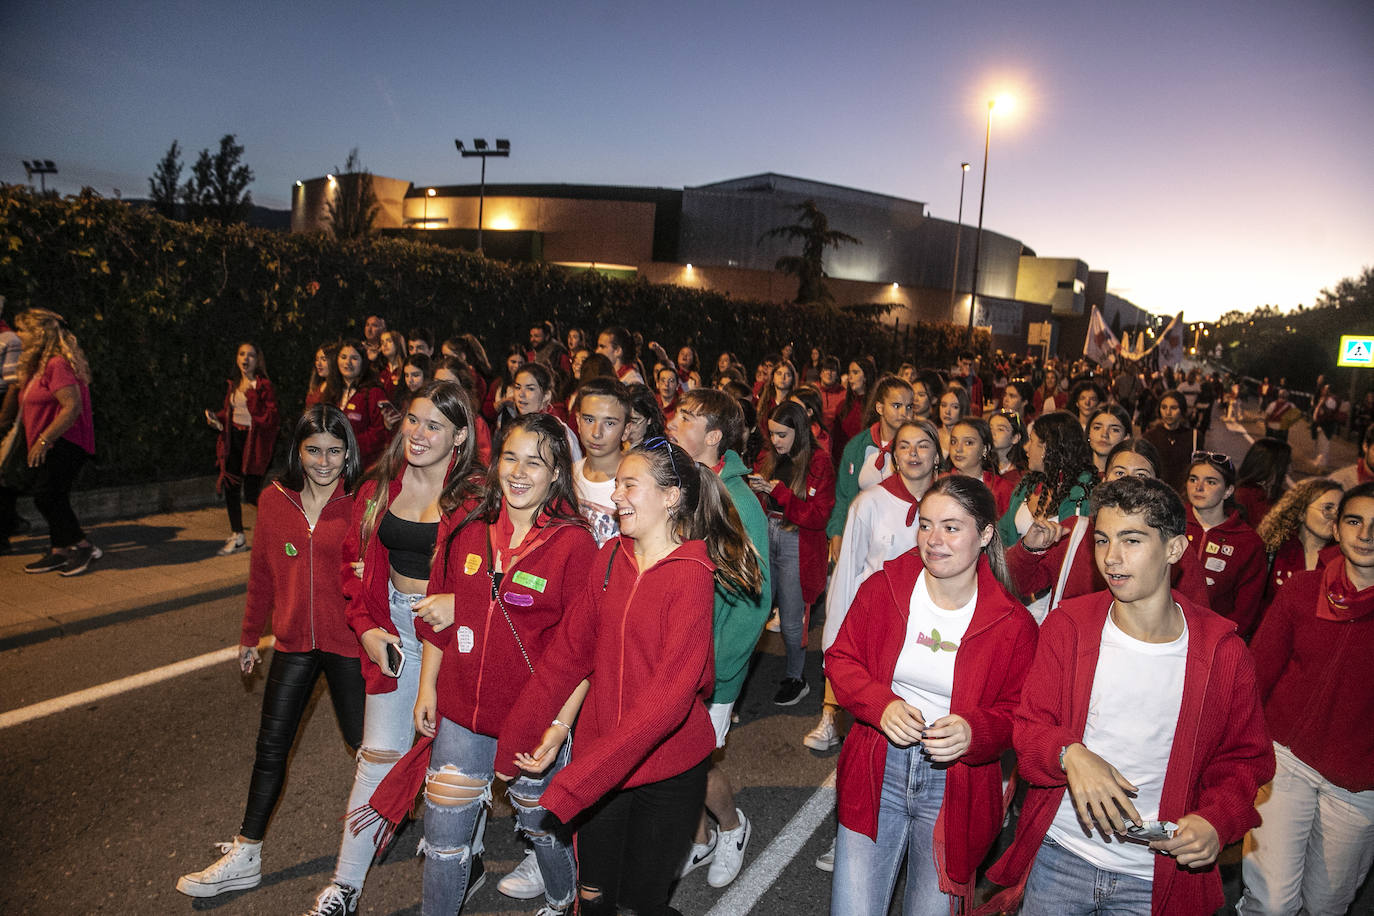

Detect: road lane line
[705, 769, 836, 916]
[0, 637, 274, 730]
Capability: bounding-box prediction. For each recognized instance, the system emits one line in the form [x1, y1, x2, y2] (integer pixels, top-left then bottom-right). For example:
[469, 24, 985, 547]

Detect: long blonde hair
[16, 309, 90, 385]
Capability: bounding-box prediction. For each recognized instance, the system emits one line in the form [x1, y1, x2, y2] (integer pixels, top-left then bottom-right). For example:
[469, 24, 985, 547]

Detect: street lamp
[454, 138, 510, 254]
[966, 95, 1014, 346]
[424, 187, 436, 227]
[22, 159, 58, 192]
[949, 162, 971, 314]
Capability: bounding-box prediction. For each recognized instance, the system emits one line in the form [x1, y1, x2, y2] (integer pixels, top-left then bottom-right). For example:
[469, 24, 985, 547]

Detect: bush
[0, 187, 987, 485]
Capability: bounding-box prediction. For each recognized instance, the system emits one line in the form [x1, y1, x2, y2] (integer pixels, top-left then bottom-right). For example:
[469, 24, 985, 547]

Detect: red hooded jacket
[828, 553, 1037, 900]
[495, 536, 717, 823]
[987, 591, 1273, 916]
[1185, 508, 1267, 639]
[214, 376, 279, 483]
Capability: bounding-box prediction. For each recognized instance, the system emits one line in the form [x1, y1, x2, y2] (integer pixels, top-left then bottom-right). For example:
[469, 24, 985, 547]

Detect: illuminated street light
[949, 162, 971, 314]
[967, 96, 1014, 346]
[455, 137, 511, 254]
[22, 159, 58, 192]
[424, 187, 437, 226]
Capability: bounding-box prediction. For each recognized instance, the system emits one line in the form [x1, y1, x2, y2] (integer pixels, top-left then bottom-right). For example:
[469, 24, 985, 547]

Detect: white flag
[1083, 305, 1119, 367]
[1154, 312, 1185, 369]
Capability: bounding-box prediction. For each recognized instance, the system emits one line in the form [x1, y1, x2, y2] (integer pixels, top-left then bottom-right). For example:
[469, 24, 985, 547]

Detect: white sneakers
[815, 838, 835, 871]
[707, 809, 751, 888]
[498, 848, 546, 899]
[681, 829, 717, 877]
[803, 715, 842, 751]
[217, 532, 248, 555]
[175, 838, 262, 897]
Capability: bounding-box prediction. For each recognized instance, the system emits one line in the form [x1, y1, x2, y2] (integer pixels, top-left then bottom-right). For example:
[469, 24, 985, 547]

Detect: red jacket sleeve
[352, 387, 391, 462]
[245, 378, 279, 430]
[341, 483, 374, 639]
[961, 612, 1038, 766]
[1011, 613, 1079, 787]
[825, 574, 902, 728]
[771, 458, 836, 531]
[1005, 540, 1063, 601]
[240, 487, 281, 646]
[1230, 538, 1268, 640]
[1248, 583, 1298, 703]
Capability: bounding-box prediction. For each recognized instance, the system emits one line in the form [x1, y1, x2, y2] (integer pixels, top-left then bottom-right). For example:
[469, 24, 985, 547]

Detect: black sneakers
[60, 544, 102, 577]
[24, 551, 66, 574]
[773, 678, 810, 706]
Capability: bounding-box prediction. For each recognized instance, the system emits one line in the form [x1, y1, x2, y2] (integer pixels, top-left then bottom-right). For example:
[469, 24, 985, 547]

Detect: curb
[0, 576, 246, 652]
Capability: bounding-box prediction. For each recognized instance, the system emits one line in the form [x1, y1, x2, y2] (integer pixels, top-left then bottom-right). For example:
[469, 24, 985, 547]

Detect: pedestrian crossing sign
[1338, 335, 1374, 367]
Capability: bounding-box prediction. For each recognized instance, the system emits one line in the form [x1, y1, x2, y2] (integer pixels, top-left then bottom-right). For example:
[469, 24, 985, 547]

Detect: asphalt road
[0, 596, 842, 915]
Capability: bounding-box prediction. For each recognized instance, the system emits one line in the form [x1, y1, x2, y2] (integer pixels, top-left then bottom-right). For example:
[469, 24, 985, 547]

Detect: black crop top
[378, 511, 439, 579]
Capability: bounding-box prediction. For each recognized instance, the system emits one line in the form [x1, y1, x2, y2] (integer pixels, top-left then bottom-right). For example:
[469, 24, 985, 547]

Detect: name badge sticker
[503, 591, 534, 607]
[456, 626, 475, 653]
[512, 571, 548, 592]
[1205, 556, 1228, 572]
[464, 553, 482, 575]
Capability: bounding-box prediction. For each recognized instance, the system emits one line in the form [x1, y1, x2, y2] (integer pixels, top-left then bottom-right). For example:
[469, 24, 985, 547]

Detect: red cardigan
[1006, 518, 1211, 610]
[495, 537, 717, 823]
[832, 397, 866, 465]
[757, 448, 836, 605]
[215, 376, 279, 482]
[1250, 562, 1374, 792]
[826, 554, 1037, 890]
[241, 480, 358, 657]
[340, 384, 391, 468]
[1185, 508, 1267, 639]
[417, 514, 596, 738]
[987, 591, 1274, 916]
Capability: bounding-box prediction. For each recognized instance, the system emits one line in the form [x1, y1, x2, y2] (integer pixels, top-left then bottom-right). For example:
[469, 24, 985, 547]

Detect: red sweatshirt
[1264, 539, 1340, 606]
[341, 384, 391, 468]
[495, 536, 717, 823]
[1006, 518, 1211, 610]
[987, 591, 1273, 916]
[1185, 508, 1267, 639]
[1250, 562, 1374, 792]
[827, 554, 1037, 892]
[757, 448, 836, 605]
[241, 480, 358, 657]
[818, 382, 846, 426]
[416, 513, 596, 738]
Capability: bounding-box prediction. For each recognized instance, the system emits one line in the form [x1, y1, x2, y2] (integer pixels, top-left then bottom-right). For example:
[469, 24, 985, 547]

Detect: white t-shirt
[573, 458, 618, 547]
[855, 439, 893, 492]
[1048, 609, 1188, 880]
[890, 571, 975, 723]
[823, 486, 920, 651]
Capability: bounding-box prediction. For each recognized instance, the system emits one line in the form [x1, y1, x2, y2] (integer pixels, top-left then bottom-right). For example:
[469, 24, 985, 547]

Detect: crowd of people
[3, 305, 1372, 915]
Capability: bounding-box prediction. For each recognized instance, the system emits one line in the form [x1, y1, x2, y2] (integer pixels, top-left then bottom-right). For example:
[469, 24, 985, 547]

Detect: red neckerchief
[712, 456, 726, 474]
[868, 422, 891, 471]
[491, 506, 559, 571]
[1317, 558, 1374, 622]
[879, 473, 922, 526]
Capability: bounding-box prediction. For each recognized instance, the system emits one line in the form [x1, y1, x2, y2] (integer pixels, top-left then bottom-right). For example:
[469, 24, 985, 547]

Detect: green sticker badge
[284, 543, 298, 557]
[511, 571, 547, 593]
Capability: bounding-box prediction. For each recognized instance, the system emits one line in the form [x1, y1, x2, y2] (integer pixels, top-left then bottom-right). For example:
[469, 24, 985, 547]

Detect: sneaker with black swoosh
[680, 829, 717, 877]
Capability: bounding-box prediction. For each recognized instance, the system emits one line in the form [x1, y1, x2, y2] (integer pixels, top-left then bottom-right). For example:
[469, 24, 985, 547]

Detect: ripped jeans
[422, 716, 575, 915]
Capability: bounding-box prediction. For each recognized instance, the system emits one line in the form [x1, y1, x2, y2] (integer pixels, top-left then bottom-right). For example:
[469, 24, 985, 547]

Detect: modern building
[291, 170, 1154, 357]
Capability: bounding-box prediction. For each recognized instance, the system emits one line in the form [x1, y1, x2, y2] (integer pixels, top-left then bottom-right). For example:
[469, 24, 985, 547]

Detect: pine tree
[148, 141, 182, 218]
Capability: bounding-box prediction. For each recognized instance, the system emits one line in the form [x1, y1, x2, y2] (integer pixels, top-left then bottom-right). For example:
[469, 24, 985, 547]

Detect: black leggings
[33, 438, 88, 548]
[240, 649, 365, 841]
[224, 425, 263, 534]
[576, 756, 710, 916]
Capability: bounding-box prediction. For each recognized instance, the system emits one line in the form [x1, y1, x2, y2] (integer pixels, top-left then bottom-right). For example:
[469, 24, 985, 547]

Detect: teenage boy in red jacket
[988, 476, 1273, 916]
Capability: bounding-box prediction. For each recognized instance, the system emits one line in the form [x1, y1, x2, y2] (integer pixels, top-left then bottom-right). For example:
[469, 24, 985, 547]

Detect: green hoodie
[711, 449, 772, 705]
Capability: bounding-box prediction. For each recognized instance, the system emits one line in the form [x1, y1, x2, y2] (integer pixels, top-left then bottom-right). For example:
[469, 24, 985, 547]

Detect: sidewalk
[0, 504, 252, 650]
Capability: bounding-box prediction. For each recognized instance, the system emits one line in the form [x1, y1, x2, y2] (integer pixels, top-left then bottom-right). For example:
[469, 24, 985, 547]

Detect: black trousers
[32, 438, 88, 549]
[576, 755, 710, 916]
[240, 649, 366, 841]
[224, 425, 263, 534]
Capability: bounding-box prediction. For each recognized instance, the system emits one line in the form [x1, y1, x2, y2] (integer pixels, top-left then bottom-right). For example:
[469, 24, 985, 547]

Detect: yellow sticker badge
[464, 553, 482, 575]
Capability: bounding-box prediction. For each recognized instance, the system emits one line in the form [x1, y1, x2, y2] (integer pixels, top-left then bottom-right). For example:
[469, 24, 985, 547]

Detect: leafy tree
[326, 148, 379, 240]
[182, 134, 254, 224]
[760, 200, 860, 305]
[148, 140, 182, 218]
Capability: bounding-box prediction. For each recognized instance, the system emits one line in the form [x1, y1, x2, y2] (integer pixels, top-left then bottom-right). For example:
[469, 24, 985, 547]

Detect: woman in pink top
[7, 309, 100, 576]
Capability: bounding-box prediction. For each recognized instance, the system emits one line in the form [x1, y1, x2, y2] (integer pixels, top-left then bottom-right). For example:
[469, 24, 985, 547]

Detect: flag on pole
[1154, 312, 1185, 369]
[1083, 305, 1119, 367]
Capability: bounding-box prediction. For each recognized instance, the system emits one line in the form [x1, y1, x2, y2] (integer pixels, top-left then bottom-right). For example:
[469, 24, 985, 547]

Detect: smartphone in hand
[385, 642, 404, 677]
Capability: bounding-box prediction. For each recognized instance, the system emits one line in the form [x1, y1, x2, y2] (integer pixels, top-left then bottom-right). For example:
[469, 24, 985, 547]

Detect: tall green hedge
[1, 187, 986, 484]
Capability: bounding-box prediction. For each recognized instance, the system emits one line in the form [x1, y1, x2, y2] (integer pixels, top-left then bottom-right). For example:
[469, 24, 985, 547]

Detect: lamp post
[22, 159, 58, 192]
[454, 138, 510, 254]
[949, 162, 971, 314]
[966, 96, 1013, 346]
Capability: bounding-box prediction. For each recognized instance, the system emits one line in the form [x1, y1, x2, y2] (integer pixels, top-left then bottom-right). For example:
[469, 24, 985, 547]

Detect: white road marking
[705, 770, 837, 916]
[0, 637, 274, 730]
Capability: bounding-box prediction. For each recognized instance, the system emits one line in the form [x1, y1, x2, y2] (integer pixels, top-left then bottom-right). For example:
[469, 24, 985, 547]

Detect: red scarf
[879, 473, 922, 526]
[1317, 559, 1374, 622]
[868, 423, 891, 471]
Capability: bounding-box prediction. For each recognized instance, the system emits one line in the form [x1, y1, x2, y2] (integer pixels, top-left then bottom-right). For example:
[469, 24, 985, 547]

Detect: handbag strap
[486, 529, 535, 675]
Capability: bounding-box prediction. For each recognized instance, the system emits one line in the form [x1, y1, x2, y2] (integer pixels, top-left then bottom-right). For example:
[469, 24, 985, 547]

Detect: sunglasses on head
[641, 436, 681, 487]
[1191, 450, 1234, 475]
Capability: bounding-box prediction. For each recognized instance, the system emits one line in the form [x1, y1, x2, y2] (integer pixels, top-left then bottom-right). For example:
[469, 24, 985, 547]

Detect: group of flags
[1083, 306, 1186, 371]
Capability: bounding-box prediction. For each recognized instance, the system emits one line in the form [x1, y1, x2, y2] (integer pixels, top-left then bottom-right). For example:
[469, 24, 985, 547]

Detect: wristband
[552, 718, 571, 730]
[1059, 744, 1070, 772]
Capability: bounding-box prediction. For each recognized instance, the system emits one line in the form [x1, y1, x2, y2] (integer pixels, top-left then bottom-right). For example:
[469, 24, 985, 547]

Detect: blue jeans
[768, 516, 806, 680]
[1021, 836, 1154, 915]
[832, 742, 948, 916]
[333, 581, 425, 891]
[421, 717, 574, 915]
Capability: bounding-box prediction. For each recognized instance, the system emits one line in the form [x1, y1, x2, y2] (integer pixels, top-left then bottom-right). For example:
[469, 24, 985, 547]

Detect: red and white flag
[1154, 312, 1185, 368]
[1083, 305, 1119, 367]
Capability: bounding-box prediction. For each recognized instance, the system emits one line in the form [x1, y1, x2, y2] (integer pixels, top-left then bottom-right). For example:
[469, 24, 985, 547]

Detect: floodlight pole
[949, 162, 970, 315]
[967, 102, 994, 347]
[22, 159, 58, 192]
[454, 139, 510, 255]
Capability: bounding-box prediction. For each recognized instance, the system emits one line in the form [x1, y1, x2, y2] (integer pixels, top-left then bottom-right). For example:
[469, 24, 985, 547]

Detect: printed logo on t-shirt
[916, 629, 959, 653]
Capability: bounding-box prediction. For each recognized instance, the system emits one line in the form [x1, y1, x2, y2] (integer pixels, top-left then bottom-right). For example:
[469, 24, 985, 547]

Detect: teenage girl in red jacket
[176, 405, 361, 900]
[411, 413, 596, 916]
[1184, 451, 1266, 639]
[826, 475, 1038, 915]
[497, 437, 763, 916]
[205, 341, 279, 555]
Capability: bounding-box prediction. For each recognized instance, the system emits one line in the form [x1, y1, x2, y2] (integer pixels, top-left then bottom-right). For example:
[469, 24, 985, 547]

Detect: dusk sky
[4, 0, 1371, 322]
